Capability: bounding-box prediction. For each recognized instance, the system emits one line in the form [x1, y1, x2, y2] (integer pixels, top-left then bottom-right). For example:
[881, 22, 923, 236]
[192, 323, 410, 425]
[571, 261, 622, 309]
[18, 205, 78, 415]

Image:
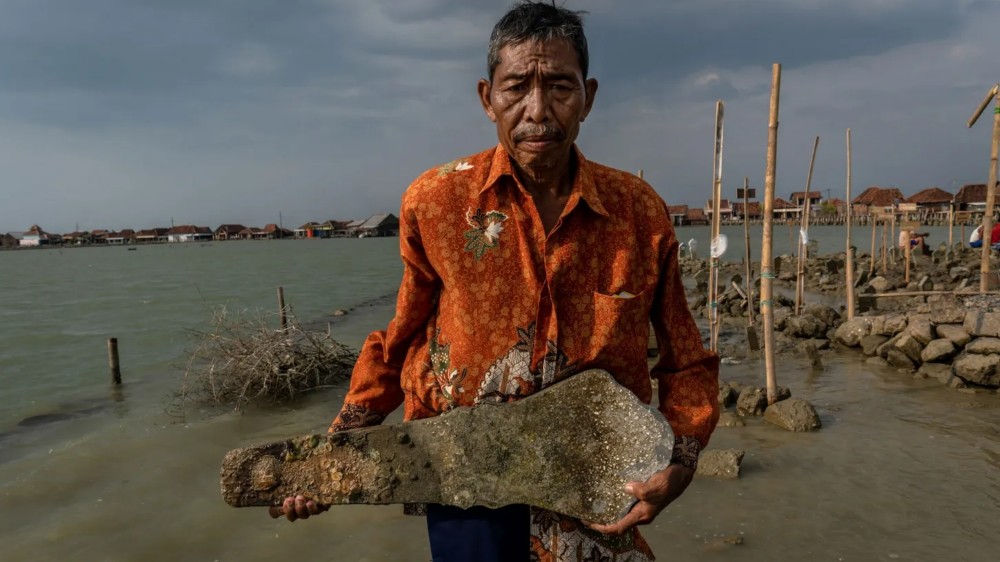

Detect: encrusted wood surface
[220, 369, 674, 524]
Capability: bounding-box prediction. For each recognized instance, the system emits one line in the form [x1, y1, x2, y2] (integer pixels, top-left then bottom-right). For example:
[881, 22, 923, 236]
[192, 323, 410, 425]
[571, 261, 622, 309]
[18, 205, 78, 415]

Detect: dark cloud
[0, 0, 997, 232]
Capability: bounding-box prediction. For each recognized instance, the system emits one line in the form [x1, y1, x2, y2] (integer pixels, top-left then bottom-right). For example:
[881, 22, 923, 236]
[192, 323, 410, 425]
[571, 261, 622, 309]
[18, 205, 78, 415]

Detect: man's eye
[507, 84, 526, 92]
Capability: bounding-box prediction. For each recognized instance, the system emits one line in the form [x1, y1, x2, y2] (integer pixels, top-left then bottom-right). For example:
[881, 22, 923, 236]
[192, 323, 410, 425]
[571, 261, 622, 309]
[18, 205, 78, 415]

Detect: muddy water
[3, 326, 998, 560]
[1, 240, 998, 561]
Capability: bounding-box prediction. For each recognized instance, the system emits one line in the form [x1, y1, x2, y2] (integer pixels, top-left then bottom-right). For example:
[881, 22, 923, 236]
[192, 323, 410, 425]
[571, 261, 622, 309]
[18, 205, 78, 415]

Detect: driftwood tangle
[220, 370, 674, 524]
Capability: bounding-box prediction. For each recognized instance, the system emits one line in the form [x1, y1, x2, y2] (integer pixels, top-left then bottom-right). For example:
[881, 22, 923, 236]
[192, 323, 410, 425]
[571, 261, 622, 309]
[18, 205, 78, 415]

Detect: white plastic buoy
[711, 234, 728, 259]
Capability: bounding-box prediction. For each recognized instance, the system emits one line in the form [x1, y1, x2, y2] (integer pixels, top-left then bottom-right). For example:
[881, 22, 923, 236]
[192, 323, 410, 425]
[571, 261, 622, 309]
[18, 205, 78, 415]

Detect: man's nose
[524, 85, 549, 123]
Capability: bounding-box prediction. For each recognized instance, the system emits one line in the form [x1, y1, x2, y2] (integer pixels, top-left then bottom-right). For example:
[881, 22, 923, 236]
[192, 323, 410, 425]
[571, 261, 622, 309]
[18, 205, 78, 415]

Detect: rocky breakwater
[834, 294, 1000, 393]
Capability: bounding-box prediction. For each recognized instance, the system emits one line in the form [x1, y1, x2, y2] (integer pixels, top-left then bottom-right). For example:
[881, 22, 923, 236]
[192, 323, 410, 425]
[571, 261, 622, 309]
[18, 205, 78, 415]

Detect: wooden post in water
[638, 169, 644, 180]
[869, 217, 877, 275]
[760, 63, 781, 405]
[968, 84, 1000, 293]
[742, 177, 754, 325]
[277, 286, 288, 331]
[881, 219, 887, 274]
[795, 136, 820, 316]
[948, 199, 955, 258]
[709, 100, 725, 352]
[108, 337, 122, 385]
[845, 128, 855, 319]
[889, 205, 897, 266]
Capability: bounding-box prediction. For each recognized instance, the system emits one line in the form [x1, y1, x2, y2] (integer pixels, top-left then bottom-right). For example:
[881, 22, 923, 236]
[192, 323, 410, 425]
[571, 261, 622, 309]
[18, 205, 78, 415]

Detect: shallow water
[1, 233, 997, 561]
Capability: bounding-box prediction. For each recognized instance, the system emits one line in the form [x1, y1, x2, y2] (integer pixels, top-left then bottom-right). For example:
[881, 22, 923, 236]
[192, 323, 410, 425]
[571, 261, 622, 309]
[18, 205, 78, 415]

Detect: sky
[2, 0, 999, 233]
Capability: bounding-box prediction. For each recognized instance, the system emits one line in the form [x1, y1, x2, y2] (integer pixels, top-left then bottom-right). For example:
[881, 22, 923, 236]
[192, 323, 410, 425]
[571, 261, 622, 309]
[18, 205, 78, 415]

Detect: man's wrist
[670, 435, 702, 472]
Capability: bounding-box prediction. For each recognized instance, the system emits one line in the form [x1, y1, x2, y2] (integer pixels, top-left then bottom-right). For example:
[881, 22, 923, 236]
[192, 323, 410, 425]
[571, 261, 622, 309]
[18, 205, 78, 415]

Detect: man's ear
[581, 78, 599, 122]
[478, 79, 497, 122]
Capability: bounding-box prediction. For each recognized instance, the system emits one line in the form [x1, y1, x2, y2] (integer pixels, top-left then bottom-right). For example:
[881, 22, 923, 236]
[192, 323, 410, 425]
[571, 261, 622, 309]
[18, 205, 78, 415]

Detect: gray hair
[487, 1, 589, 80]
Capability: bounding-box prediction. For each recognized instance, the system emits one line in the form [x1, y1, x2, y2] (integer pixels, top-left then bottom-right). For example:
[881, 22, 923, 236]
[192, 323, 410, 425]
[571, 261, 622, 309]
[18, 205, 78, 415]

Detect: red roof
[685, 208, 707, 221]
[667, 205, 689, 215]
[954, 183, 999, 204]
[167, 225, 212, 235]
[773, 198, 799, 210]
[906, 187, 952, 204]
[853, 187, 904, 206]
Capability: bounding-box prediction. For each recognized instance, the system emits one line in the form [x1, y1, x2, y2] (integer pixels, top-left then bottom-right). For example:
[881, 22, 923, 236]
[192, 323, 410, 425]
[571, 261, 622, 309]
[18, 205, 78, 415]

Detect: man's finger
[585, 507, 645, 536]
[283, 497, 298, 522]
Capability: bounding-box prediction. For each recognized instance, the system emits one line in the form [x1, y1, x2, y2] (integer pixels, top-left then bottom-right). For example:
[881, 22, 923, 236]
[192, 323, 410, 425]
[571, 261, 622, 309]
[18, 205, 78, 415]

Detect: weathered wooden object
[709, 100, 725, 352]
[220, 370, 674, 525]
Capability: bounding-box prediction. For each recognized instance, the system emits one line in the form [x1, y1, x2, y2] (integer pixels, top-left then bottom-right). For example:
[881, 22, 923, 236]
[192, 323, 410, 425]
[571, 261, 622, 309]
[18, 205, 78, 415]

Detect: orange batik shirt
[331, 145, 720, 562]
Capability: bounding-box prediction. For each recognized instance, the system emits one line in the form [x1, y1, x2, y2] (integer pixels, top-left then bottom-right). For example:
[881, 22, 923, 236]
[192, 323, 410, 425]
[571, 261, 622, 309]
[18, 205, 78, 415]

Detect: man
[278, 3, 719, 560]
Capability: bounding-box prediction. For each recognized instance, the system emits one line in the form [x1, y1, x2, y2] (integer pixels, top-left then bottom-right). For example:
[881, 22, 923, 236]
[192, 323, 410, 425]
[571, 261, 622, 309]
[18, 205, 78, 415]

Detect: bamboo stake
[638, 169, 644, 180]
[795, 136, 820, 315]
[904, 232, 911, 283]
[760, 63, 781, 405]
[948, 199, 955, 259]
[881, 219, 887, 273]
[277, 286, 288, 331]
[968, 86, 1000, 293]
[869, 217, 877, 275]
[890, 206, 897, 265]
[108, 337, 122, 385]
[743, 177, 754, 325]
[709, 101, 725, 352]
[846, 128, 855, 319]
[873, 289, 1000, 298]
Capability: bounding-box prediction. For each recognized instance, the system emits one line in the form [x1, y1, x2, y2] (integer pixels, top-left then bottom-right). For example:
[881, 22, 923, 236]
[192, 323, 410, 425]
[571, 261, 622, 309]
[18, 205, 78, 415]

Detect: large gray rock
[921, 339, 957, 363]
[936, 324, 971, 347]
[736, 387, 768, 416]
[716, 412, 746, 428]
[860, 334, 889, 356]
[893, 334, 924, 364]
[886, 349, 916, 370]
[952, 353, 1000, 388]
[219, 370, 674, 525]
[966, 337, 1000, 355]
[764, 398, 822, 432]
[773, 307, 793, 331]
[917, 362, 953, 384]
[696, 449, 745, 479]
[906, 315, 934, 346]
[803, 304, 840, 327]
[929, 296, 966, 324]
[964, 311, 1000, 338]
[718, 382, 737, 408]
[874, 314, 909, 337]
[949, 266, 971, 282]
[834, 317, 872, 347]
[786, 315, 828, 338]
[868, 276, 890, 293]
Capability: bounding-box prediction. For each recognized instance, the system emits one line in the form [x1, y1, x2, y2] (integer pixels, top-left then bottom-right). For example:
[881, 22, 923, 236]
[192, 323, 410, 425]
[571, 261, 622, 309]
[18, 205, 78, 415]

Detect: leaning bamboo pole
[709, 101, 725, 352]
[845, 128, 855, 319]
[948, 199, 955, 258]
[760, 63, 781, 405]
[795, 136, 820, 315]
[881, 219, 888, 273]
[968, 85, 1000, 293]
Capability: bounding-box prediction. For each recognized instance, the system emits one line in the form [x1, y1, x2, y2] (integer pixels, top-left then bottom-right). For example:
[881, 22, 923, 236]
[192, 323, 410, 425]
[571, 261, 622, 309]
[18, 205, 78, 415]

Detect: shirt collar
[480, 144, 609, 218]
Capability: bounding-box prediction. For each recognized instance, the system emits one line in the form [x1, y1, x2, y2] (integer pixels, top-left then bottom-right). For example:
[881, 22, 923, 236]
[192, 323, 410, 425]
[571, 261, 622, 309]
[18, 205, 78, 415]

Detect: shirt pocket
[592, 289, 651, 346]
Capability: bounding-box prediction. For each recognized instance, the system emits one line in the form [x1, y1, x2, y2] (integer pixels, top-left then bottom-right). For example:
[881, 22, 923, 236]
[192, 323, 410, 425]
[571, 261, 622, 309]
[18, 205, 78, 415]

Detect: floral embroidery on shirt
[437, 159, 474, 176]
[476, 324, 577, 404]
[464, 207, 508, 259]
[429, 329, 466, 409]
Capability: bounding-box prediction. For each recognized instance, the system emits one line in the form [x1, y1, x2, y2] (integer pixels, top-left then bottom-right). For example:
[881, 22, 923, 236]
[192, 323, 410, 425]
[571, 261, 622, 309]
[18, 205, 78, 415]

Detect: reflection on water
[0, 239, 998, 560]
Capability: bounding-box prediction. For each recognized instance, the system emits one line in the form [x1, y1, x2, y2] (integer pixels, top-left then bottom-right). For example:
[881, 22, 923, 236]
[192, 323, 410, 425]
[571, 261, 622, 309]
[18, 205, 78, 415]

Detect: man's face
[478, 39, 598, 172]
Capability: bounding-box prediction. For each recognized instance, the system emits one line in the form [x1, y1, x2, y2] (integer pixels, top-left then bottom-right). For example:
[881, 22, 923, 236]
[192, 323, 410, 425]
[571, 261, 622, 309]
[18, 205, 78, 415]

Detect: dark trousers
[426, 504, 530, 562]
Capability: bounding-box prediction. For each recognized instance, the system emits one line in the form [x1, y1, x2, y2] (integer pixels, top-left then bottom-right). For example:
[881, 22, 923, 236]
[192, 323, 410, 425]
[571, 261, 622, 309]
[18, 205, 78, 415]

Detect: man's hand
[268, 495, 329, 522]
[585, 464, 695, 536]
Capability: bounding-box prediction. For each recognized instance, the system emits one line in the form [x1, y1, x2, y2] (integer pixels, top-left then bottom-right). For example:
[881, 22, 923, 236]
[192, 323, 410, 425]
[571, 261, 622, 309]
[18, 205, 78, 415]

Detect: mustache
[513, 125, 564, 142]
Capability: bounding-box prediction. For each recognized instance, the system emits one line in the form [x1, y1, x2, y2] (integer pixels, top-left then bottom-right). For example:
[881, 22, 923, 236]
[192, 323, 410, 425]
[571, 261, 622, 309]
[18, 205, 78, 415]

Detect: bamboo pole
[761, 63, 781, 405]
[638, 169, 644, 180]
[881, 219, 887, 273]
[795, 136, 820, 315]
[904, 233, 912, 283]
[709, 101, 725, 352]
[277, 286, 288, 331]
[873, 289, 1000, 298]
[108, 337, 122, 385]
[948, 199, 955, 259]
[969, 86, 1000, 293]
[846, 128, 855, 319]
[889, 206, 897, 265]
[869, 217, 877, 275]
[743, 177, 754, 325]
